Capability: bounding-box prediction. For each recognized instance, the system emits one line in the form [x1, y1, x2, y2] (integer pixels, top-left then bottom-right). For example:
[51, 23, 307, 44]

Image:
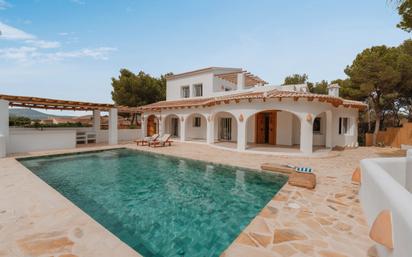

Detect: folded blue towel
[295, 167, 313, 173]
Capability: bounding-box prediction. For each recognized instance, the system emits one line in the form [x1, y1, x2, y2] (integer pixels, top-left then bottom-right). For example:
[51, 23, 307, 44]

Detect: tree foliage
[395, 0, 412, 32]
[111, 69, 169, 107]
[344, 45, 401, 141]
[283, 73, 308, 85]
[307, 80, 328, 94]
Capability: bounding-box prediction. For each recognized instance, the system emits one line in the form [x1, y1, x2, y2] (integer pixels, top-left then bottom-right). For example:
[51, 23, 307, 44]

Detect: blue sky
[0, 0, 410, 115]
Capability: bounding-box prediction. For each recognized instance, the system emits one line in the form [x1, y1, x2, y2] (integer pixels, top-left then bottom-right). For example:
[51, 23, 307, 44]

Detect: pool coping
[18, 147, 290, 257]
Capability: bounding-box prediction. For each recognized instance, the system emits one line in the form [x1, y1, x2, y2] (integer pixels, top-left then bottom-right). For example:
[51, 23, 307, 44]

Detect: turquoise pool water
[19, 148, 287, 257]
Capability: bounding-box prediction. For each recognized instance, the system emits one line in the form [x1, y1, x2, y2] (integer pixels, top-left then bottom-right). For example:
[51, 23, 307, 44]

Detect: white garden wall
[6, 127, 141, 154]
[8, 128, 76, 154]
[360, 150, 412, 257]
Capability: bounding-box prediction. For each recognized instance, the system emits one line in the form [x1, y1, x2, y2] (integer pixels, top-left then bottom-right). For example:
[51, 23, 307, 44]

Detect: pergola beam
[0, 94, 142, 113]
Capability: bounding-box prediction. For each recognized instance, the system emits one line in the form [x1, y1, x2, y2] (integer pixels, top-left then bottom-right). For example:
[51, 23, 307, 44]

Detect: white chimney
[237, 72, 246, 90]
[328, 83, 340, 97]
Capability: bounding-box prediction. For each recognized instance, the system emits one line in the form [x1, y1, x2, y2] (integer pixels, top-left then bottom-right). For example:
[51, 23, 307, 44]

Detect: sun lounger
[149, 134, 173, 147]
[136, 134, 159, 146]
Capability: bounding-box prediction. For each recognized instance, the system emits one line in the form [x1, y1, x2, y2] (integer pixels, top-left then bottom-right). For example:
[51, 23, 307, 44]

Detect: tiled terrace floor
[0, 142, 405, 257]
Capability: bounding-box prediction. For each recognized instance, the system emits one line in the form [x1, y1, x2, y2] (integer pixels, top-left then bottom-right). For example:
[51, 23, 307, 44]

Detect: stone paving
[0, 145, 141, 257]
[133, 143, 405, 257]
[0, 142, 405, 257]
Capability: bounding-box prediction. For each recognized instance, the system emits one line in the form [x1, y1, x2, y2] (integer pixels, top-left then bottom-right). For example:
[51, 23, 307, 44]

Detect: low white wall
[8, 128, 76, 154]
[360, 150, 412, 257]
[118, 129, 141, 141]
[7, 128, 141, 154]
[95, 129, 141, 143]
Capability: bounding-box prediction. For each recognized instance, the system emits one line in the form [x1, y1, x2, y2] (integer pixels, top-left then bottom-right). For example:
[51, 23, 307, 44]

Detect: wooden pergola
[0, 94, 141, 113]
[215, 71, 267, 87]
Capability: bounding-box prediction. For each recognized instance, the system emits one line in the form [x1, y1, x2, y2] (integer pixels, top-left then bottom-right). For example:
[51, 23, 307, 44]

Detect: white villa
[140, 67, 366, 155]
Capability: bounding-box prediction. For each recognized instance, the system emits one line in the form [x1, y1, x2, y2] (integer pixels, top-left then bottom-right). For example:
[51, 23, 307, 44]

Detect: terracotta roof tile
[139, 90, 367, 111]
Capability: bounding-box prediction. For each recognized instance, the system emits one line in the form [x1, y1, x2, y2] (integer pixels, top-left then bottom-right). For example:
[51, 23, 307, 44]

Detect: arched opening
[213, 111, 238, 148]
[313, 112, 326, 147]
[185, 113, 207, 142]
[312, 110, 333, 151]
[164, 114, 180, 138]
[146, 115, 159, 136]
[245, 110, 301, 152]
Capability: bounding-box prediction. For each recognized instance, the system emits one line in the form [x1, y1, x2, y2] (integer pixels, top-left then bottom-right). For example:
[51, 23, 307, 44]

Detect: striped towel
[295, 167, 313, 173]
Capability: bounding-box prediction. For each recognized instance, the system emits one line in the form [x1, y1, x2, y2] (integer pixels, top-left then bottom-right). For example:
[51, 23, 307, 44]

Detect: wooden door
[256, 113, 265, 144]
[147, 115, 157, 136]
[268, 111, 277, 145]
[255, 111, 277, 144]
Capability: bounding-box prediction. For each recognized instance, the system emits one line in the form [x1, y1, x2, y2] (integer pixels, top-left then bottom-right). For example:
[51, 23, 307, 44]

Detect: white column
[237, 118, 247, 151]
[180, 116, 186, 142]
[206, 116, 214, 144]
[237, 72, 246, 90]
[300, 114, 313, 154]
[158, 115, 165, 136]
[93, 110, 101, 131]
[140, 115, 147, 139]
[108, 108, 118, 145]
[325, 111, 332, 148]
[0, 100, 9, 158]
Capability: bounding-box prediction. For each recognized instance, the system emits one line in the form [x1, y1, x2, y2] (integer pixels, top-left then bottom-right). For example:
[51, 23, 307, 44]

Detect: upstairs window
[339, 117, 351, 135]
[181, 86, 190, 98]
[193, 83, 203, 97]
[193, 117, 201, 127]
[313, 117, 321, 134]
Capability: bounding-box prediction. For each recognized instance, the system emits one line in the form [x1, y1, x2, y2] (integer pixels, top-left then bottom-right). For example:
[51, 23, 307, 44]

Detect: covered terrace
[139, 89, 366, 156]
[0, 94, 141, 157]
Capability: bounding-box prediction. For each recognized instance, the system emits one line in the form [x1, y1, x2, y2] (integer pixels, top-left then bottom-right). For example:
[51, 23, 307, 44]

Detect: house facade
[140, 67, 366, 155]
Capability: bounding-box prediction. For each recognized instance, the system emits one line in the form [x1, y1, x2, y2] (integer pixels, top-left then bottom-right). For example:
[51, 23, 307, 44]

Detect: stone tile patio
[132, 142, 404, 257]
[0, 142, 404, 257]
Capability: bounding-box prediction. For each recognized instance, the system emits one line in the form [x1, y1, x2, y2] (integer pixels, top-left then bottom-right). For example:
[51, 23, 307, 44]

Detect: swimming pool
[19, 148, 287, 257]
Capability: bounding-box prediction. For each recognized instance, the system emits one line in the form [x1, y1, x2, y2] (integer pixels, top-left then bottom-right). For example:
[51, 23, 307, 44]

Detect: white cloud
[0, 22, 34, 40]
[0, 46, 117, 64]
[0, 22, 60, 48]
[0, 22, 116, 64]
[49, 47, 117, 61]
[58, 32, 69, 36]
[0, 46, 37, 63]
[25, 39, 61, 49]
[0, 0, 11, 10]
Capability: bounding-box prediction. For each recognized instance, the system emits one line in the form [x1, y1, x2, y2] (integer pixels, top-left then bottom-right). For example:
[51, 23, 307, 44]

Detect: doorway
[255, 111, 277, 144]
[171, 117, 179, 137]
[219, 117, 232, 141]
[147, 115, 158, 136]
